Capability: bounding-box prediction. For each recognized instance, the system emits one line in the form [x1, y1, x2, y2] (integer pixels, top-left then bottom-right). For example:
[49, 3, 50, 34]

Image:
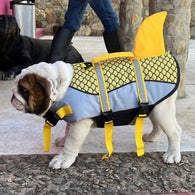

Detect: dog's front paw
[1, 71, 15, 80]
[163, 151, 181, 164]
[49, 153, 76, 169]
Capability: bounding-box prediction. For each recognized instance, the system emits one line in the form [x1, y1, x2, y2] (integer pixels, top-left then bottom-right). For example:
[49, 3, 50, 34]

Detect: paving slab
[0, 152, 194, 194]
[0, 37, 194, 155]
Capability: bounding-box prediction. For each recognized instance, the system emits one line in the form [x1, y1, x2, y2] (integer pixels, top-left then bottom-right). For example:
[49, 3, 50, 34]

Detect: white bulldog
[11, 60, 182, 169]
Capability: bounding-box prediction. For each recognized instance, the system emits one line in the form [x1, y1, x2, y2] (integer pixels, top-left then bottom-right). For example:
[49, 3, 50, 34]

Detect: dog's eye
[19, 85, 29, 101]
[23, 88, 28, 93]
[20, 86, 28, 93]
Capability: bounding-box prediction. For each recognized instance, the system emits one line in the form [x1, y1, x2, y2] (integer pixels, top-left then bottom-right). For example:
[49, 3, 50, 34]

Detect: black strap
[43, 110, 59, 127]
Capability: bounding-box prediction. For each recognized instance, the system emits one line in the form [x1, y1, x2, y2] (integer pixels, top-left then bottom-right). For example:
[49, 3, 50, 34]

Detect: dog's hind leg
[148, 92, 182, 163]
[49, 119, 93, 169]
[143, 114, 162, 142]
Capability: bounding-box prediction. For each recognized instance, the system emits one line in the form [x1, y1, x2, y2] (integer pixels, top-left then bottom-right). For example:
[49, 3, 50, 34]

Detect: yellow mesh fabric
[70, 52, 177, 95]
[140, 52, 177, 83]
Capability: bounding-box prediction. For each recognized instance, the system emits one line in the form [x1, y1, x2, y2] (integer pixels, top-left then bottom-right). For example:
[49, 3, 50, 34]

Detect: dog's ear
[8, 16, 20, 40]
[47, 78, 58, 102]
[32, 74, 58, 102]
[51, 61, 73, 102]
[38, 77, 52, 97]
[0, 15, 20, 53]
[13, 23, 20, 39]
[36, 61, 73, 102]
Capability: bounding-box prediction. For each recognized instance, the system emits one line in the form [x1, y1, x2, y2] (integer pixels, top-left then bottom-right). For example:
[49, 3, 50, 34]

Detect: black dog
[0, 15, 84, 80]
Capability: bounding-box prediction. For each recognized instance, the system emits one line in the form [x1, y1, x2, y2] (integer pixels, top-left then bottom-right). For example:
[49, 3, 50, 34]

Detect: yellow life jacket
[43, 11, 180, 159]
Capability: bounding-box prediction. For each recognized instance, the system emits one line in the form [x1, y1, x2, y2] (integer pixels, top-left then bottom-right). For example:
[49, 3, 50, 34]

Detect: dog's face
[11, 73, 52, 115]
[11, 61, 73, 116]
[0, 15, 20, 54]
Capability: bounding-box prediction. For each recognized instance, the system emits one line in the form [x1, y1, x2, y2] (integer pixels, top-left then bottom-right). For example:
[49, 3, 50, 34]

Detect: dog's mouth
[11, 95, 24, 111]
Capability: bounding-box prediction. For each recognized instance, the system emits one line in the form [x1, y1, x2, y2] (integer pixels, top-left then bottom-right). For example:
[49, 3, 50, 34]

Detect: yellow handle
[92, 52, 134, 64]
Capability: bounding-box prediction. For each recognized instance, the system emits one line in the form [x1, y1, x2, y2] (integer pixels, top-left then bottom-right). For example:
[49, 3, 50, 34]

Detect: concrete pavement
[0, 36, 194, 155]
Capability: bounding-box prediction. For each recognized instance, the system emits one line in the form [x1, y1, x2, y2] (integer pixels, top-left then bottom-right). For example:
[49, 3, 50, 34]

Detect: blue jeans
[63, 0, 119, 32]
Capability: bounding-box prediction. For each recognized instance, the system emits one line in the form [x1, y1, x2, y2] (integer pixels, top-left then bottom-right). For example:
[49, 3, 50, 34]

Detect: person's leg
[88, 0, 119, 32]
[63, 0, 88, 31]
[88, 0, 124, 52]
[48, 0, 88, 62]
[102, 30, 124, 53]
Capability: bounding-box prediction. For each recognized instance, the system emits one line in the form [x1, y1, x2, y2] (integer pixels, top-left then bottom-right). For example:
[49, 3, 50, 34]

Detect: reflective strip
[94, 62, 113, 159]
[94, 62, 111, 112]
[133, 59, 148, 104]
[133, 59, 147, 157]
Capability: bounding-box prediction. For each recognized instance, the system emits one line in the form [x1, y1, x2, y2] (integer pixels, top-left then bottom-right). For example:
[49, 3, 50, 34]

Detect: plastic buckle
[43, 110, 60, 127]
[102, 110, 113, 122]
[45, 120, 54, 127]
[138, 102, 149, 118]
[83, 62, 93, 70]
